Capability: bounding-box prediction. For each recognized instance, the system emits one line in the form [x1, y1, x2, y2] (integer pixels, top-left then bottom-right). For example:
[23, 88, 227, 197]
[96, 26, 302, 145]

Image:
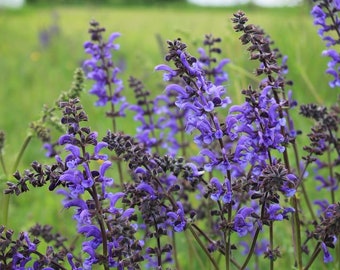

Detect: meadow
[0, 2, 338, 269]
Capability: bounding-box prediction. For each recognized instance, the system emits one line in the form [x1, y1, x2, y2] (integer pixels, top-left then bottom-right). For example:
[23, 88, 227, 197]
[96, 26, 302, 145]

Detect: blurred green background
[0, 0, 336, 269]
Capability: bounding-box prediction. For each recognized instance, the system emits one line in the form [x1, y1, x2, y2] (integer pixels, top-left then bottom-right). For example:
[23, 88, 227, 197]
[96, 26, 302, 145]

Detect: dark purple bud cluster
[197, 34, 230, 86]
[0, 224, 71, 269]
[129, 76, 163, 152]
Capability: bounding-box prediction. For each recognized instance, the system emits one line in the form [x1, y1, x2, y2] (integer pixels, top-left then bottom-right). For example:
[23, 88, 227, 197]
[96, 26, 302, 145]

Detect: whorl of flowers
[311, 0, 340, 87]
[83, 20, 128, 116]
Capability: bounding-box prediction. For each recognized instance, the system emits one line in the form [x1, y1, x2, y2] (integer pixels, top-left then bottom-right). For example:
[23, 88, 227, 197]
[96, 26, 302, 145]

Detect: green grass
[0, 3, 337, 269]
[0, 4, 329, 162]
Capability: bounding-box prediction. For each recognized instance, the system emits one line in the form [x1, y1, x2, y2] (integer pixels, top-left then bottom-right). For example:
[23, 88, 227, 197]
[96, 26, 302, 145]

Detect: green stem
[225, 202, 232, 270]
[292, 195, 303, 270]
[337, 240, 340, 270]
[90, 186, 109, 270]
[188, 224, 219, 270]
[192, 223, 241, 269]
[327, 148, 335, 204]
[0, 152, 7, 176]
[2, 135, 32, 227]
[184, 229, 204, 270]
[269, 221, 274, 270]
[303, 242, 321, 270]
[11, 135, 32, 173]
[0, 151, 9, 226]
[291, 139, 317, 221]
[300, 181, 317, 221]
[240, 227, 261, 270]
[171, 232, 181, 270]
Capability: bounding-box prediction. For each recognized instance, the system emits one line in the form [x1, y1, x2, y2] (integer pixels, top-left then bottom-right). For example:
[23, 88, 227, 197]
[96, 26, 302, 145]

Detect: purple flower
[167, 202, 187, 232]
[315, 175, 338, 191]
[156, 39, 233, 177]
[97, 161, 114, 193]
[43, 142, 57, 158]
[223, 179, 232, 204]
[63, 198, 91, 225]
[311, 2, 340, 87]
[107, 192, 125, 214]
[266, 204, 294, 221]
[234, 207, 255, 237]
[93, 141, 108, 160]
[83, 21, 128, 115]
[197, 34, 230, 86]
[322, 49, 340, 87]
[155, 64, 178, 81]
[321, 242, 333, 263]
[59, 169, 89, 197]
[209, 177, 223, 201]
[314, 199, 330, 216]
[67, 253, 82, 270]
[208, 177, 233, 204]
[136, 183, 156, 198]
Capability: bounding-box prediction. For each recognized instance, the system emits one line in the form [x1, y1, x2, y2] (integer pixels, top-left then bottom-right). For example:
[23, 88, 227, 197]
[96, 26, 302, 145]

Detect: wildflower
[313, 203, 340, 263]
[83, 20, 128, 116]
[197, 34, 230, 86]
[311, 0, 340, 87]
[233, 207, 255, 237]
[166, 202, 187, 232]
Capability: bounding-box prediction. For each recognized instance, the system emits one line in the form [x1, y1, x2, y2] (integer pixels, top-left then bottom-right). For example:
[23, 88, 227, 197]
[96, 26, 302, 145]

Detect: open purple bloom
[234, 207, 255, 237]
[107, 192, 125, 214]
[209, 177, 223, 201]
[167, 202, 187, 232]
[321, 242, 333, 263]
[63, 198, 91, 225]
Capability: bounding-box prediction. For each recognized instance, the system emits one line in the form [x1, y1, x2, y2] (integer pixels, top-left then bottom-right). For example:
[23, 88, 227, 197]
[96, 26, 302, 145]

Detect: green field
[0, 3, 337, 269]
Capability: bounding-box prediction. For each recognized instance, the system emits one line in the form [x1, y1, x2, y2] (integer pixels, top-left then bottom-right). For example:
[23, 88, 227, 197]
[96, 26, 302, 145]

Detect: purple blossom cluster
[83, 20, 128, 118]
[53, 99, 143, 269]
[128, 76, 185, 156]
[311, 0, 340, 87]
[2, 4, 340, 270]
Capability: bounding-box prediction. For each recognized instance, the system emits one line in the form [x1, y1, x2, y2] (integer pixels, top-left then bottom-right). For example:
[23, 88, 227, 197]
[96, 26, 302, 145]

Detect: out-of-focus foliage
[25, 0, 186, 6]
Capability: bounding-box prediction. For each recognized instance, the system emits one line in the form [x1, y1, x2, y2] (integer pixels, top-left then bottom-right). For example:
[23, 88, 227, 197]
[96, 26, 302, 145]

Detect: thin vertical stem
[11, 135, 32, 174]
[171, 232, 181, 270]
[303, 242, 321, 270]
[269, 221, 274, 270]
[292, 195, 303, 270]
[188, 224, 219, 270]
[225, 202, 232, 270]
[240, 227, 261, 270]
[90, 186, 109, 270]
[2, 135, 33, 226]
[0, 152, 7, 177]
[183, 230, 205, 269]
[0, 151, 8, 227]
